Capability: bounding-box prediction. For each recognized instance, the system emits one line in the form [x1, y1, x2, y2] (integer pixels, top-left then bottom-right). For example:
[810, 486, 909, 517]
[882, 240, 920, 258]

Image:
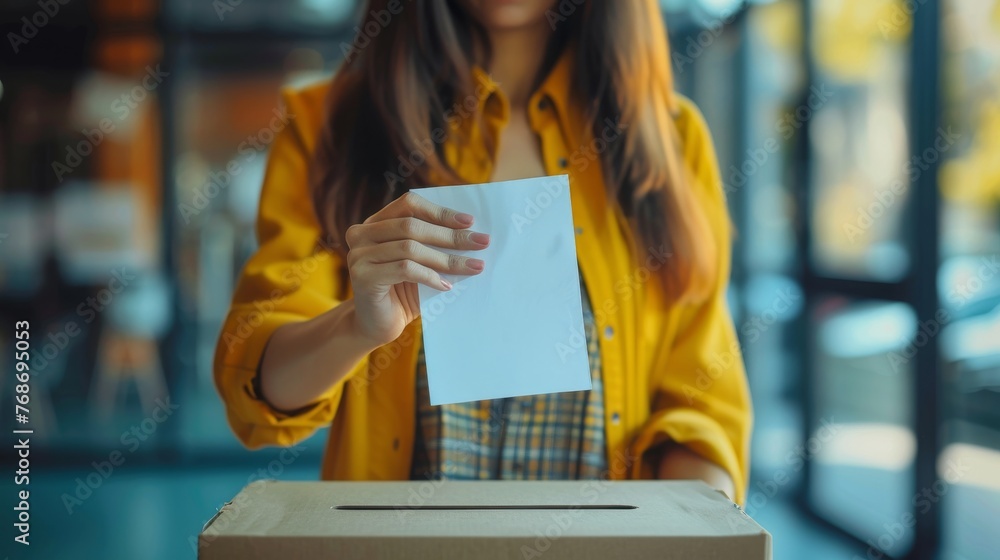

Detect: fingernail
[467, 259, 485, 271]
[455, 213, 474, 226]
[440, 279, 453, 290]
[470, 232, 490, 246]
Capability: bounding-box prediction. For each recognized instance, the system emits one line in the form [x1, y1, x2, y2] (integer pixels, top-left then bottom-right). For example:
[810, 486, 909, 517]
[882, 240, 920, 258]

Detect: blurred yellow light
[755, 0, 802, 51]
[814, 0, 911, 82]
[940, 101, 1000, 204]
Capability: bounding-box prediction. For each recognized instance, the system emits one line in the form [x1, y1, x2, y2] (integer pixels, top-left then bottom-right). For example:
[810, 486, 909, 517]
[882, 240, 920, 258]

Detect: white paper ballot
[415, 175, 592, 405]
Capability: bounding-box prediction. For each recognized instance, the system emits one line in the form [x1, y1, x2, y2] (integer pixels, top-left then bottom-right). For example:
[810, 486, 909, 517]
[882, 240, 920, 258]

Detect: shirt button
[575, 227, 584, 235]
[558, 157, 568, 168]
[611, 412, 621, 425]
[604, 326, 614, 340]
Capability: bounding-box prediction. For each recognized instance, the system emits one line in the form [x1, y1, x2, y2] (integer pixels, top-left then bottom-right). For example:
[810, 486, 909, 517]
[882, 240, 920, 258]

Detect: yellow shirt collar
[469, 41, 576, 125]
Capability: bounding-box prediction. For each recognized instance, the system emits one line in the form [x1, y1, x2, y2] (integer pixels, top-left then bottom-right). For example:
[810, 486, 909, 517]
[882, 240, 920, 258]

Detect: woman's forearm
[656, 442, 736, 501]
[258, 298, 379, 412]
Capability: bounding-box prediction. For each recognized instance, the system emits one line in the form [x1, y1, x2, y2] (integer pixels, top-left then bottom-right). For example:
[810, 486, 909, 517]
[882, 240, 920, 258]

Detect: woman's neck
[485, 22, 554, 110]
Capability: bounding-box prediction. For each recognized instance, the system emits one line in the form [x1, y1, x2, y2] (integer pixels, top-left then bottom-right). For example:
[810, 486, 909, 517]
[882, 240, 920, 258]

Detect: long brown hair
[311, 0, 717, 302]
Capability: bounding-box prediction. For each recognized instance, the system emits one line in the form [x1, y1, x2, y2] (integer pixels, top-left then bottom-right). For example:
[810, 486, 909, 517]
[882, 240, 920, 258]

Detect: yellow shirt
[214, 49, 753, 503]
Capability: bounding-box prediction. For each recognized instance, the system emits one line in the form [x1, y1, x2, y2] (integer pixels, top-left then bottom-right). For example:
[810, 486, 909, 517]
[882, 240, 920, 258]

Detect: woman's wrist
[656, 442, 736, 501]
[259, 298, 380, 411]
[337, 299, 389, 355]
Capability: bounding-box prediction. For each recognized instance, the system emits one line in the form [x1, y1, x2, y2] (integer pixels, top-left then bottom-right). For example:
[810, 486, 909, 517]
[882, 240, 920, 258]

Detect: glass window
[809, 296, 916, 558]
[808, 0, 912, 282]
[938, 1, 1000, 558]
[739, 0, 807, 489]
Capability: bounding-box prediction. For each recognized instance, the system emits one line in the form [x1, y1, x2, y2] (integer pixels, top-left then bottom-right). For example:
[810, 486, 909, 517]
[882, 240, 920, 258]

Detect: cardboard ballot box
[198, 480, 771, 559]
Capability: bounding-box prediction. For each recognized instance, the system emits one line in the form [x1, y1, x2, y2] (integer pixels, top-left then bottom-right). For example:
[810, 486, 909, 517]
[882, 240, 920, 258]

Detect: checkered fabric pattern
[411, 277, 607, 480]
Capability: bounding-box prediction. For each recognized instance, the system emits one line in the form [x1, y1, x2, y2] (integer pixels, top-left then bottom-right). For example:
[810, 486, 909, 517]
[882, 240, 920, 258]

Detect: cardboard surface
[199, 480, 771, 559]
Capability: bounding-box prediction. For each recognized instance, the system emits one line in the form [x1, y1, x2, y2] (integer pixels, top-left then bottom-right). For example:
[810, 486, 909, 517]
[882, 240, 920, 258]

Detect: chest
[488, 110, 547, 182]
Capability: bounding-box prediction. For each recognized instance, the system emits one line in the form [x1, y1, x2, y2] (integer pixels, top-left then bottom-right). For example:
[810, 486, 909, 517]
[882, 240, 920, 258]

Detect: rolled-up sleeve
[213, 86, 367, 449]
[630, 97, 752, 504]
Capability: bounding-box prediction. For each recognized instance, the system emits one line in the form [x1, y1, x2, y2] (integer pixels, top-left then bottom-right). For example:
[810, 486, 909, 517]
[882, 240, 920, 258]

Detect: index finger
[364, 191, 474, 228]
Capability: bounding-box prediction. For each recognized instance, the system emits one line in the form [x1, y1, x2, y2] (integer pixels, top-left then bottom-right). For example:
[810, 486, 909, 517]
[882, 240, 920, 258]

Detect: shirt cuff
[630, 407, 746, 505]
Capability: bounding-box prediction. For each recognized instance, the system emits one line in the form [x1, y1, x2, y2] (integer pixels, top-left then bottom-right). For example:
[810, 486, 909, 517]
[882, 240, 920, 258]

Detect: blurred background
[1, 0, 998, 558]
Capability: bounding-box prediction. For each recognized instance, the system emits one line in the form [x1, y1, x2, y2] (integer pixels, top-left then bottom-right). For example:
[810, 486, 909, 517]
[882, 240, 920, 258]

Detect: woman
[214, 0, 752, 503]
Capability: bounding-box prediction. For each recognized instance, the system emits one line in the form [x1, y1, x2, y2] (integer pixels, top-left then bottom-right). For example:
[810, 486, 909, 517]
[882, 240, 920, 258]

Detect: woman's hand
[345, 191, 490, 347]
[259, 191, 488, 412]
